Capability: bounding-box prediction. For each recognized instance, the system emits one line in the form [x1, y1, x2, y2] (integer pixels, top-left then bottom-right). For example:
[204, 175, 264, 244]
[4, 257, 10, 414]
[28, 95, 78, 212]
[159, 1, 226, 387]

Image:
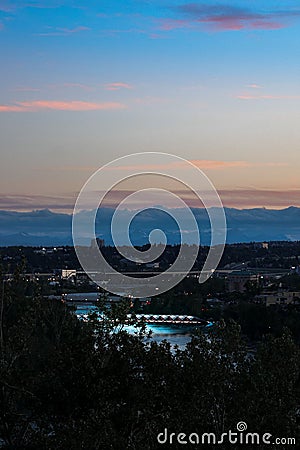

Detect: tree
[1, 270, 300, 449]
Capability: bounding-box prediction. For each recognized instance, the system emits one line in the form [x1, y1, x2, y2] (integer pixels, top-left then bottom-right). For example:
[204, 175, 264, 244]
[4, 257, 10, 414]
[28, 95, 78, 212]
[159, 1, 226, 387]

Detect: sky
[1, 0, 300, 211]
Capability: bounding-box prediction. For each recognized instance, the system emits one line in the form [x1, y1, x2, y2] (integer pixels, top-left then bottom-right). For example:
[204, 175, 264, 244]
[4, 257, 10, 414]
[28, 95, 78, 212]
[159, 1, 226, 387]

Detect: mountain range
[0, 206, 300, 246]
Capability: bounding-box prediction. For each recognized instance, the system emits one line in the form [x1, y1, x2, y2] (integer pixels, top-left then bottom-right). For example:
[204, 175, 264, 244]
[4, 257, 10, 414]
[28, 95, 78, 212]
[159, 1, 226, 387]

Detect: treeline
[0, 273, 300, 448]
[4, 240, 300, 274]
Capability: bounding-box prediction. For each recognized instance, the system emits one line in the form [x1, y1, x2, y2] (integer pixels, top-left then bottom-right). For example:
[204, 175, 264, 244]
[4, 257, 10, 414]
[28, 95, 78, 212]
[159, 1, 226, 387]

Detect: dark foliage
[0, 272, 300, 449]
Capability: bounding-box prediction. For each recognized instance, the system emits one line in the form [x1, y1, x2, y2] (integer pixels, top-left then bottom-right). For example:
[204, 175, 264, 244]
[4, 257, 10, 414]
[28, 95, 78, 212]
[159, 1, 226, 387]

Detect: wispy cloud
[11, 82, 132, 94]
[190, 160, 249, 169]
[162, 3, 300, 32]
[0, 0, 14, 12]
[25, 1, 66, 9]
[12, 86, 41, 92]
[46, 82, 94, 91]
[99, 27, 148, 38]
[103, 159, 287, 172]
[38, 26, 90, 36]
[14, 82, 101, 93]
[59, 25, 89, 34]
[219, 189, 300, 208]
[0, 1, 72, 12]
[246, 84, 262, 89]
[157, 19, 190, 31]
[0, 185, 296, 213]
[40, 165, 97, 172]
[134, 96, 168, 106]
[0, 193, 76, 212]
[61, 82, 92, 90]
[237, 94, 300, 100]
[99, 188, 300, 210]
[42, 160, 281, 174]
[104, 82, 133, 91]
[1, 189, 300, 211]
[0, 100, 127, 112]
[191, 160, 288, 169]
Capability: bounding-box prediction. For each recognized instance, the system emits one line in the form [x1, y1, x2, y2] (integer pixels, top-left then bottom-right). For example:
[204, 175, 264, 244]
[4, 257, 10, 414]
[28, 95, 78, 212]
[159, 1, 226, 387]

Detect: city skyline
[1, 0, 300, 211]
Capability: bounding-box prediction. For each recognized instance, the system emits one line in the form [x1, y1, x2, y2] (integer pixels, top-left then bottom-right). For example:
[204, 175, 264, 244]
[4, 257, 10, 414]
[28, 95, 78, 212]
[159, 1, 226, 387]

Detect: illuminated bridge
[127, 314, 213, 327]
[76, 310, 213, 327]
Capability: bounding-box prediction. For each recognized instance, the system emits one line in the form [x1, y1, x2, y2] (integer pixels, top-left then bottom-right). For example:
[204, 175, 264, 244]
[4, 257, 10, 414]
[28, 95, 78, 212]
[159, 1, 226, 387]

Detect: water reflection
[75, 305, 205, 348]
[125, 323, 198, 348]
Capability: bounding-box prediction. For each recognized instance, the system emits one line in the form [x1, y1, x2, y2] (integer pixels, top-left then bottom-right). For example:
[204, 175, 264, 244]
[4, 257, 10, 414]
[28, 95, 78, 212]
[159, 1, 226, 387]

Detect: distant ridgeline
[0, 206, 300, 246]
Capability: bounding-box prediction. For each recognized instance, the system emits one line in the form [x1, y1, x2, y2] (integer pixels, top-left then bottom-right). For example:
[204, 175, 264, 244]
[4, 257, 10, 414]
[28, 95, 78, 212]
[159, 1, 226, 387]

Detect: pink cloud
[208, 21, 243, 31]
[105, 82, 133, 91]
[158, 16, 284, 32]
[0, 105, 25, 112]
[164, 3, 300, 32]
[250, 20, 284, 30]
[200, 16, 284, 31]
[0, 100, 127, 112]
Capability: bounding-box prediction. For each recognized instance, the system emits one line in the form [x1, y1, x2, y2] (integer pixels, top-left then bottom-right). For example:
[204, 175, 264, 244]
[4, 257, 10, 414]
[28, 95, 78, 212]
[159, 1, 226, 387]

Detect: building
[62, 292, 100, 305]
[255, 291, 300, 307]
[226, 270, 260, 293]
[254, 242, 269, 250]
[61, 269, 77, 280]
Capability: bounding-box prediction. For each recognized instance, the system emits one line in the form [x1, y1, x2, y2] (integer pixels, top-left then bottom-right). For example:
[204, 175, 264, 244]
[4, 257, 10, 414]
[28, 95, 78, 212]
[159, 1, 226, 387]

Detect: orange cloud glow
[103, 159, 287, 172]
[1, 188, 300, 212]
[190, 160, 250, 169]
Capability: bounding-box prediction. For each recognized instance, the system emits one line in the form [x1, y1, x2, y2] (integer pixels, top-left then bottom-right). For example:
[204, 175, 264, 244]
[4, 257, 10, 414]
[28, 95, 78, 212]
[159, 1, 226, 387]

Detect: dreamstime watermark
[157, 422, 296, 446]
[72, 152, 227, 298]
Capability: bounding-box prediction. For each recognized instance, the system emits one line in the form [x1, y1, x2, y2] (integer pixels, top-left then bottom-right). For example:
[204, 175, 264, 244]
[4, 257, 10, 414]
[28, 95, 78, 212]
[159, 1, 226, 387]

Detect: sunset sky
[1, 0, 300, 211]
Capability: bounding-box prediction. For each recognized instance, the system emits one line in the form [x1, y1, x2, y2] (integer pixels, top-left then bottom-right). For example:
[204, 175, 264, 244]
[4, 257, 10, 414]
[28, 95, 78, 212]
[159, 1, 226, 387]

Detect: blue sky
[1, 0, 300, 210]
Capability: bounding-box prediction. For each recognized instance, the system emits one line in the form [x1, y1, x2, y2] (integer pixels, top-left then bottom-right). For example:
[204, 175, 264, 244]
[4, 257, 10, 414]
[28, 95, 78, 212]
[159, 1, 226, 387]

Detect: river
[74, 305, 205, 348]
